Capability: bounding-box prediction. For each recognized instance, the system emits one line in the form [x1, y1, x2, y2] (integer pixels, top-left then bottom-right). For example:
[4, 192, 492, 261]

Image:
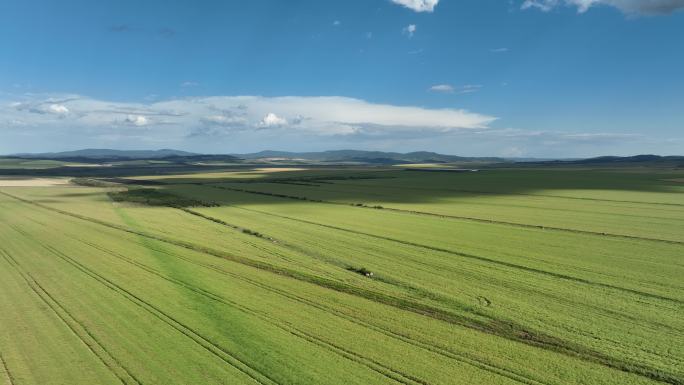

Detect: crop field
[0, 166, 682, 385]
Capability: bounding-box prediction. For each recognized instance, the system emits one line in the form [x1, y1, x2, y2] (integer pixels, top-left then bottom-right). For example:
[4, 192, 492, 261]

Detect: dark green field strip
[206, 184, 684, 246]
[291, 182, 684, 230]
[0, 250, 142, 385]
[1, 190, 680, 385]
[330, 180, 684, 207]
[270, 180, 684, 215]
[387, 170, 684, 205]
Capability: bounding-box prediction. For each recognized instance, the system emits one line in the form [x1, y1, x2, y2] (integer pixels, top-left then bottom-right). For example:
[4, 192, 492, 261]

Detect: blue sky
[1, 0, 683, 157]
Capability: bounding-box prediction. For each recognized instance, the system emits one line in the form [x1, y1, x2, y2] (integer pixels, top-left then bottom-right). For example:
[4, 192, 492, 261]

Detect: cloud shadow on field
[101, 166, 684, 209]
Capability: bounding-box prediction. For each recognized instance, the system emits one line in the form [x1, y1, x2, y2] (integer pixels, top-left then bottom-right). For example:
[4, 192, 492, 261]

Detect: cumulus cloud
[123, 115, 149, 126]
[521, 0, 684, 14]
[391, 0, 439, 12]
[403, 24, 417, 37]
[48, 104, 69, 115]
[260, 113, 288, 127]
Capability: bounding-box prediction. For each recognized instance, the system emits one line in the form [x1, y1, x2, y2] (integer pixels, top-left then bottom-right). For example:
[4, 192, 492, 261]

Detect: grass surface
[0, 166, 682, 385]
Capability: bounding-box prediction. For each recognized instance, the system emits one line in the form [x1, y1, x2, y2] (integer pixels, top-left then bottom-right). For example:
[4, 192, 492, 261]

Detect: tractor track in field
[205, 184, 684, 246]
[0, 351, 16, 385]
[0, 248, 143, 385]
[223, 203, 684, 306]
[70, 235, 552, 385]
[37, 244, 281, 385]
[1, 190, 680, 385]
[70, 238, 433, 385]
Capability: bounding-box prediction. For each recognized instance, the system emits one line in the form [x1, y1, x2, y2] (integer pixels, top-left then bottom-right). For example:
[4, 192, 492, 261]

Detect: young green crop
[0, 166, 681, 385]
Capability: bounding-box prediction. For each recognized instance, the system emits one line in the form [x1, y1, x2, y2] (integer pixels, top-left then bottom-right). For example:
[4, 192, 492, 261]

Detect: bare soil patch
[0, 177, 71, 187]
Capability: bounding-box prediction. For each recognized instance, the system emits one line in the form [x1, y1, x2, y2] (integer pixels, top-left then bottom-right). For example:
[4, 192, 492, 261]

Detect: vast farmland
[0, 166, 682, 385]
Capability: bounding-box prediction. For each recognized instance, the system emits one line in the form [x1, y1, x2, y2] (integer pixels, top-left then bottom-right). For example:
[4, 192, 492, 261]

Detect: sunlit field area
[1, 166, 682, 385]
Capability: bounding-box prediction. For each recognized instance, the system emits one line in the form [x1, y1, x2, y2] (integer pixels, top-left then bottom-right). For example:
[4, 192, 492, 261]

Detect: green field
[0, 166, 682, 385]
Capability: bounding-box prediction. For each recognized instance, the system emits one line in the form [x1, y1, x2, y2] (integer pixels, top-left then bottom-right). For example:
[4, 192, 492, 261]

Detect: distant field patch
[253, 167, 309, 173]
[0, 177, 70, 186]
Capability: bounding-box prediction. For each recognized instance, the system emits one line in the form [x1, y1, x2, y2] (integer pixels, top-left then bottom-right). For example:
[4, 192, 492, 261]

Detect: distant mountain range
[4, 149, 682, 166]
[8, 149, 507, 164]
[234, 150, 506, 164]
[571, 155, 684, 164]
[11, 149, 198, 159]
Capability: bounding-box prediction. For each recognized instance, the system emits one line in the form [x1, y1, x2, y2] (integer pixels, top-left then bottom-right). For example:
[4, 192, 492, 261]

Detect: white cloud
[48, 104, 69, 115]
[202, 115, 248, 126]
[0, 93, 496, 147]
[429, 84, 455, 93]
[521, 0, 684, 14]
[458, 84, 483, 94]
[181, 81, 199, 87]
[490, 47, 510, 53]
[124, 115, 149, 126]
[403, 24, 417, 37]
[260, 112, 288, 127]
[333, 20, 341, 26]
[430, 84, 482, 94]
[391, 0, 439, 12]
